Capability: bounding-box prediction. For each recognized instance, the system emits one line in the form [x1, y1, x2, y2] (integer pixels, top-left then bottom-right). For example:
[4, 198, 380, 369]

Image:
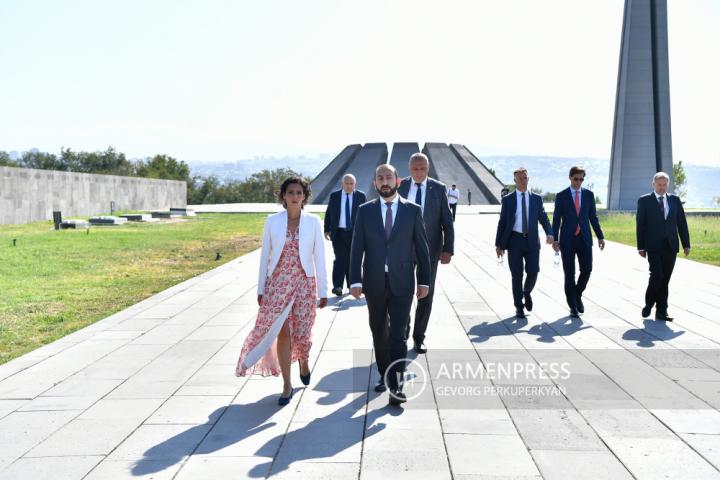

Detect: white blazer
[257, 210, 328, 298]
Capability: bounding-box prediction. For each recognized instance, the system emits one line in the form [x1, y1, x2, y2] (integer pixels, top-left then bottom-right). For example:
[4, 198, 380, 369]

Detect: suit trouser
[508, 234, 540, 309]
[449, 203, 457, 221]
[411, 257, 439, 345]
[331, 229, 353, 289]
[645, 240, 677, 313]
[365, 276, 413, 391]
[560, 235, 593, 309]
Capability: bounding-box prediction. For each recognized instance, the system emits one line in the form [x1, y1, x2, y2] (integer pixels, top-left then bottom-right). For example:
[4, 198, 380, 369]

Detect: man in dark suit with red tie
[495, 168, 554, 319]
[324, 174, 367, 296]
[552, 166, 606, 317]
[636, 172, 691, 321]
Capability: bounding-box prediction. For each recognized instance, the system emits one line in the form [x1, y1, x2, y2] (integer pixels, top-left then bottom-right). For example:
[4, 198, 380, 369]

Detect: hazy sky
[1, 0, 718, 166]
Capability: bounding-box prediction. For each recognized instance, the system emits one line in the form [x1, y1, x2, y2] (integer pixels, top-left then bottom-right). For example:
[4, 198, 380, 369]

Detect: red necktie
[574, 190, 581, 236]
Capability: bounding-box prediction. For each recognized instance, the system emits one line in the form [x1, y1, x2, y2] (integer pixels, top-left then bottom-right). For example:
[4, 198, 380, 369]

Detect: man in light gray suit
[398, 153, 455, 354]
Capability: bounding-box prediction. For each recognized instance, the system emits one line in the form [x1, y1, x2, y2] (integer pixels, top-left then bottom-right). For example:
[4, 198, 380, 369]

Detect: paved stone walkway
[1, 213, 720, 479]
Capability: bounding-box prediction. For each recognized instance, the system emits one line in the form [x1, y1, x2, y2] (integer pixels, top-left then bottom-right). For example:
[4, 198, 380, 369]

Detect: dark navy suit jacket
[495, 191, 553, 250]
[350, 196, 431, 298]
[323, 189, 366, 241]
[552, 187, 604, 247]
[636, 193, 690, 253]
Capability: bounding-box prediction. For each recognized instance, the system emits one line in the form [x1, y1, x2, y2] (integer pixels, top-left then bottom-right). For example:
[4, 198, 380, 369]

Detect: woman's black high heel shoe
[299, 360, 311, 386]
[278, 388, 294, 406]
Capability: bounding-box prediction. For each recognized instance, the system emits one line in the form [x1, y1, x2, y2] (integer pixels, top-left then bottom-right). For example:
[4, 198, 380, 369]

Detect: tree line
[0, 147, 310, 205]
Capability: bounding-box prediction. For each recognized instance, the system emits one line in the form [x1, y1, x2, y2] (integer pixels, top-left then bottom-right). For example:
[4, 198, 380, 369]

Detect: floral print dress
[236, 227, 317, 377]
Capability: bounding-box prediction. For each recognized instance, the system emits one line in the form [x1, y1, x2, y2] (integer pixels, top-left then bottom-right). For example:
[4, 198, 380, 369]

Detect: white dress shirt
[408, 178, 427, 211]
[513, 189, 531, 233]
[338, 191, 353, 228]
[350, 194, 428, 289]
[447, 188, 459, 205]
[654, 192, 669, 220]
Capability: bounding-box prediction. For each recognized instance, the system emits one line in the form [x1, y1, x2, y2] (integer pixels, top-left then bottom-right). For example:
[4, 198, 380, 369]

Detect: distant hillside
[188, 155, 332, 182]
[480, 156, 720, 208]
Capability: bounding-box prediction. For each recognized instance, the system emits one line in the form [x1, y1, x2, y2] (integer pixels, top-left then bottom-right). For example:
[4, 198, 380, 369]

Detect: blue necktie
[414, 183, 422, 206]
[345, 193, 352, 229]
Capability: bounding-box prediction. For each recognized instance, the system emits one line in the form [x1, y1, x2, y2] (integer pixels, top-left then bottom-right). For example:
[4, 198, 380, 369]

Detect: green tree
[0, 151, 17, 167]
[236, 168, 310, 203]
[542, 192, 556, 202]
[134, 154, 191, 181]
[18, 151, 65, 170]
[673, 161, 687, 200]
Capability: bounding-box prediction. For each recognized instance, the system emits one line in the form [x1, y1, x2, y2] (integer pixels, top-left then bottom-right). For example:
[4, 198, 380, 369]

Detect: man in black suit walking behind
[552, 166, 606, 317]
[495, 168, 554, 319]
[637, 172, 691, 321]
[398, 153, 454, 354]
[324, 174, 367, 296]
[350, 164, 431, 406]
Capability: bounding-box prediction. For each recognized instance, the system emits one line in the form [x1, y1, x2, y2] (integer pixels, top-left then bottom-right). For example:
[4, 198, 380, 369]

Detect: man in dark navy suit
[398, 153, 454, 354]
[495, 168, 554, 319]
[350, 164, 431, 406]
[324, 174, 367, 296]
[552, 166, 606, 317]
[636, 172, 691, 321]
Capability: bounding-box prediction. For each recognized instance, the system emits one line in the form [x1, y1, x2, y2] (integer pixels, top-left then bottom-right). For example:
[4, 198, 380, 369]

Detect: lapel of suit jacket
[424, 181, 433, 219]
[373, 198, 386, 239]
[527, 192, 536, 223]
[508, 192, 518, 223]
[398, 178, 410, 200]
[389, 197, 406, 241]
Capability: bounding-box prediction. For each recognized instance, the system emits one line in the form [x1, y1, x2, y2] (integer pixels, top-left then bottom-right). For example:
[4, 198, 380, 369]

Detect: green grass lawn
[597, 212, 720, 266]
[0, 213, 266, 365]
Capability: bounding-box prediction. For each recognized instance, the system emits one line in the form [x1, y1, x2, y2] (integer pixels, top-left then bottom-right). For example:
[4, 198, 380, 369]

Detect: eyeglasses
[571, 177, 585, 182]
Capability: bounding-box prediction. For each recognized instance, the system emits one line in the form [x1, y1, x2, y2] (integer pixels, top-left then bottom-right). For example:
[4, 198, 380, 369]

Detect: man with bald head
[350, 163, 431, 406]
[398, 152, 454, 354]
[324, 174, 367, 296]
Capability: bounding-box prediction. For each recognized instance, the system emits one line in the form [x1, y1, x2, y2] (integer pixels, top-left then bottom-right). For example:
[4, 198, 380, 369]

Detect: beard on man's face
[376, 183, 397, 198]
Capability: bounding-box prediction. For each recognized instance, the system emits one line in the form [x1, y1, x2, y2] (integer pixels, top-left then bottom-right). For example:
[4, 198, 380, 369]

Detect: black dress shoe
[569, 307, 580, 318]
[332, 287, 343, 296]
[298, 360, 310, 386]
[641, 305, 652, 318]
[523, 293, 533, 311]
[388, 390, 407, 406]
[655, 312, 674, 322]
[576, 296, 584, 314]
[374, 379, 387, 393]
[515, 308, 526, 319]
[413, 342, 427, 354]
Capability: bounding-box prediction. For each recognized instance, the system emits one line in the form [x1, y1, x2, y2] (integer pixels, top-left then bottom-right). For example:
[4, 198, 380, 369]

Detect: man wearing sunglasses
[552, 166, 605, 317]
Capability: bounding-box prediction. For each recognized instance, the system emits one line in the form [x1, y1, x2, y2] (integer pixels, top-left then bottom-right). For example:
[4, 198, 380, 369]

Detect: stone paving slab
[1, 214, 720, 478]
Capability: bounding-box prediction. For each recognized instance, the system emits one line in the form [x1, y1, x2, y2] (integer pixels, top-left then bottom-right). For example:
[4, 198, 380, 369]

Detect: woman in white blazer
[236, 177, 328, 405]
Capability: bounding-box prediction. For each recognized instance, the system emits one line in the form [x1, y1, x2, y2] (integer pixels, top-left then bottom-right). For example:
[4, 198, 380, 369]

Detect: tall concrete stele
[608, 0, 674, 210]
